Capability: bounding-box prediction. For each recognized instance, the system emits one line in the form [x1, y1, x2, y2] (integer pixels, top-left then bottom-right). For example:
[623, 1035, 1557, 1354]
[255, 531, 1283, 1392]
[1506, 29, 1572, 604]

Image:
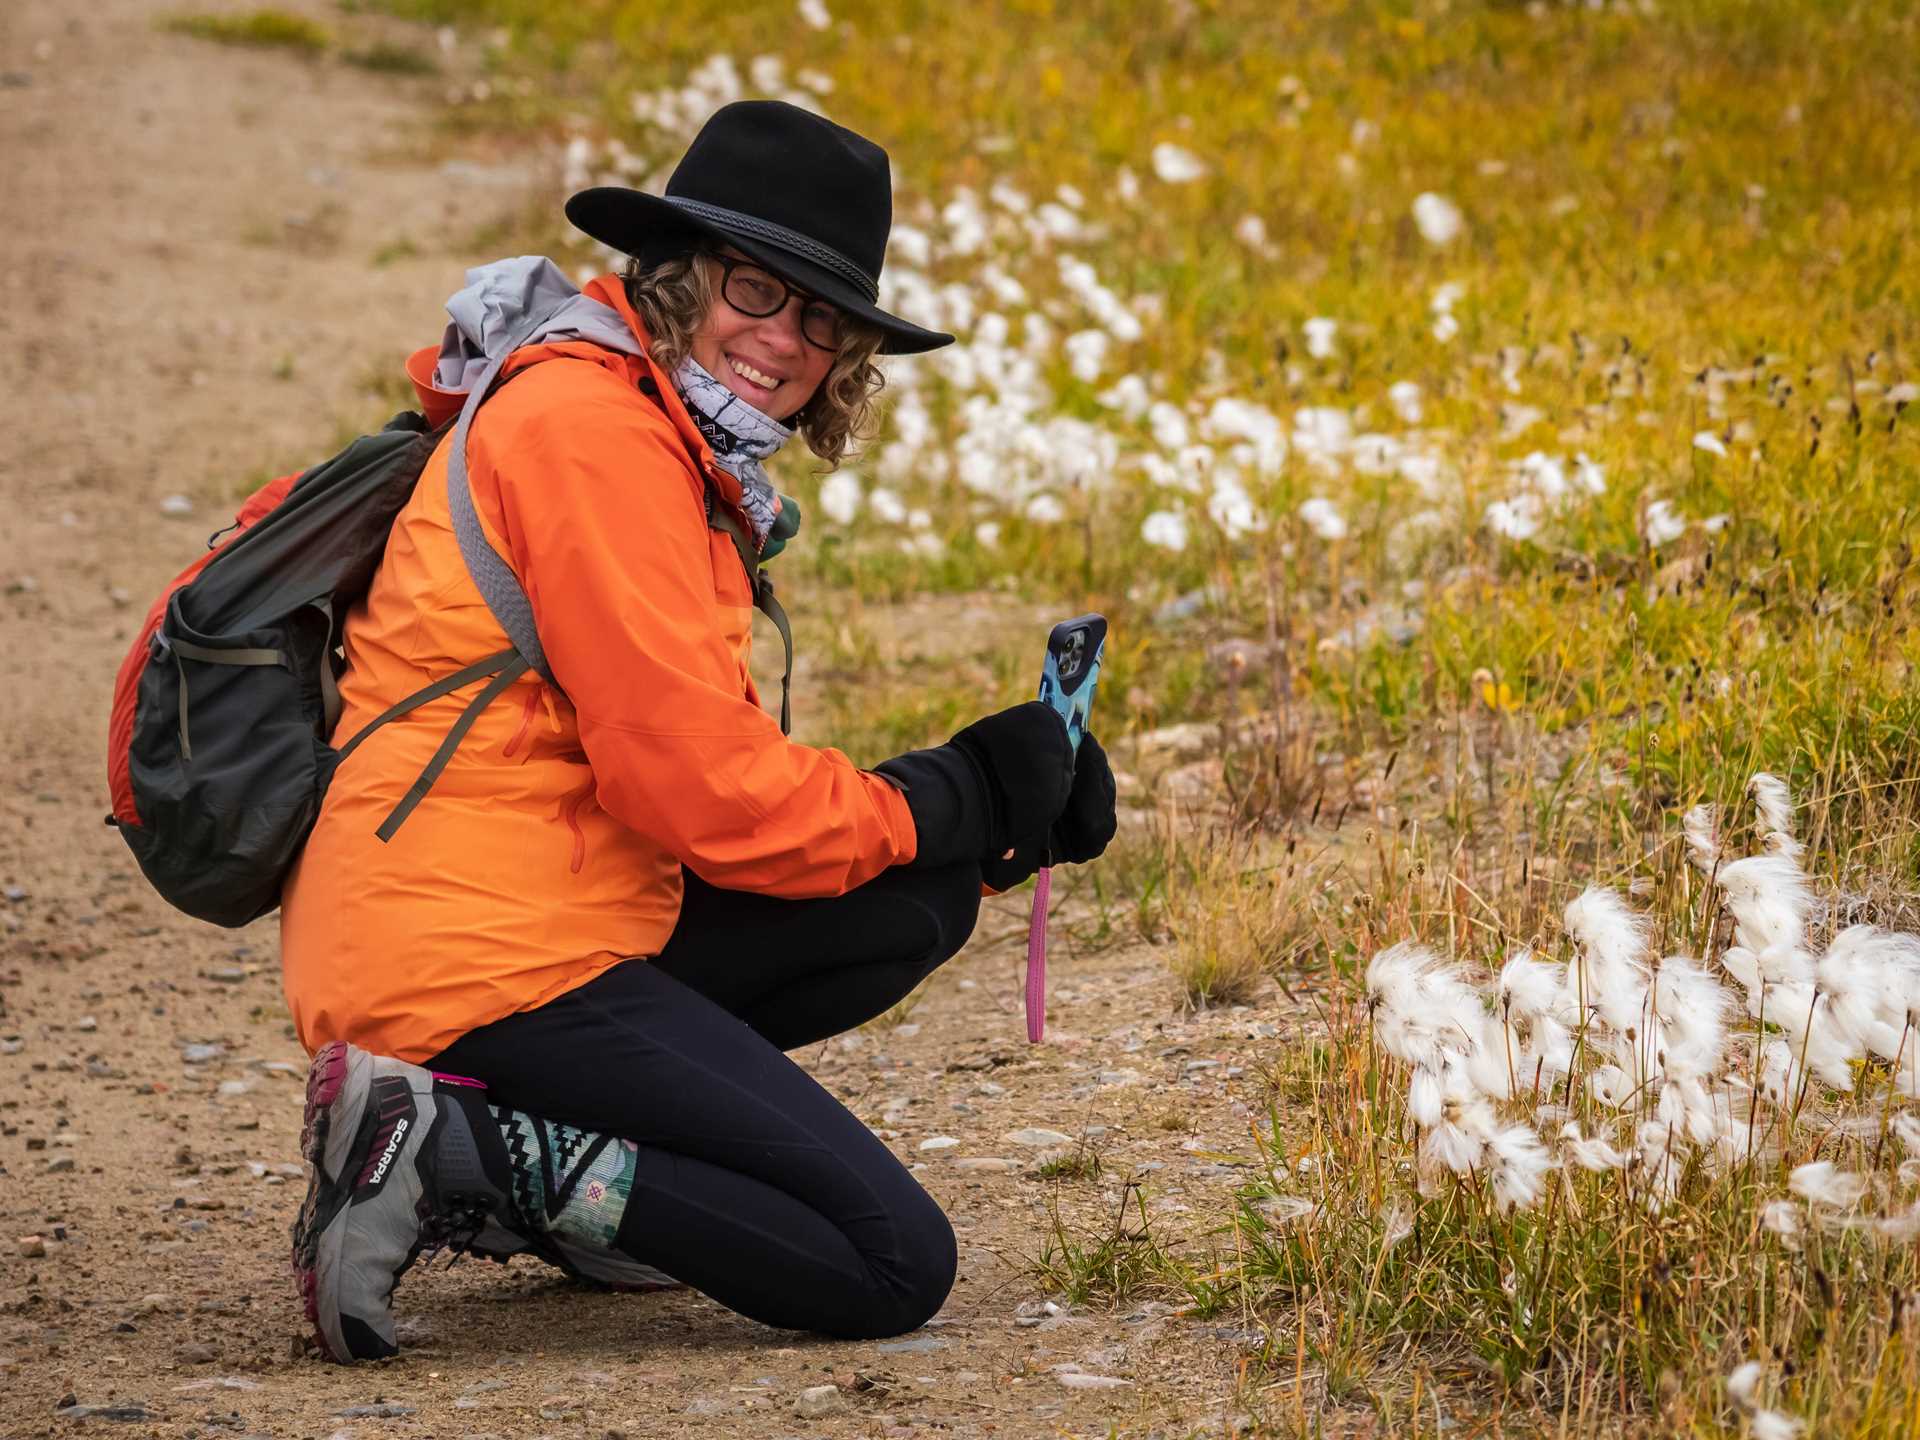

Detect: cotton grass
[1119, 774, 1920, 1429]
[1363, 777, 1920, 1227]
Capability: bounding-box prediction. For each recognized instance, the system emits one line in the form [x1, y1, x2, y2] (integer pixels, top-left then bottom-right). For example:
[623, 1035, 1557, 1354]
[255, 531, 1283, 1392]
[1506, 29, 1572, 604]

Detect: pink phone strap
[1025, 865, 1052, 1043]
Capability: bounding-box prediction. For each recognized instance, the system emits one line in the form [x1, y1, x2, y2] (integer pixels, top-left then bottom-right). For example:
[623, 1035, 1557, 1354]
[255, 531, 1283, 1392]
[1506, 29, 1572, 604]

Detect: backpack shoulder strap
[444, 320, 560, 688]
[705, 497, 793, 737]
[445, 331, 795, 736]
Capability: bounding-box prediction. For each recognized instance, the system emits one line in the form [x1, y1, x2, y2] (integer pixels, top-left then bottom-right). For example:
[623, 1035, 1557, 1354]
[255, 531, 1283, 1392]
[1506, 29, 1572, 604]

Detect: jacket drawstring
[503, 683, 566, 761]
[557, 773, 596, 875]
[502, 685, 543, 759]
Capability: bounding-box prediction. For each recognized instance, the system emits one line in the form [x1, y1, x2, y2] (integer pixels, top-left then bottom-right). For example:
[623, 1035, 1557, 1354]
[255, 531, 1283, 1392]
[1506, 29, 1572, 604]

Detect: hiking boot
[291, 1041, 508, 1362]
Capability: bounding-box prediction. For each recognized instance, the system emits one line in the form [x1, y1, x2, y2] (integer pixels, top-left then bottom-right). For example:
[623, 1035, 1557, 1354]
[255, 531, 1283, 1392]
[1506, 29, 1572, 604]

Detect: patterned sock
[490, 1106, 638, 1254]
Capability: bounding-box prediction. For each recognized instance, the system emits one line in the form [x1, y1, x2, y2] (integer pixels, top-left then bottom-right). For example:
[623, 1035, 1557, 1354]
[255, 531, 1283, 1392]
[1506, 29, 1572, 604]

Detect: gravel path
[0, 6, 1283, 1433]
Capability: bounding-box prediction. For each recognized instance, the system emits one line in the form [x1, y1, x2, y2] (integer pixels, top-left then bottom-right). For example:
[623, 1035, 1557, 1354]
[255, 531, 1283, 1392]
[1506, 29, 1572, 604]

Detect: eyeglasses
[710, 253, 847, 352]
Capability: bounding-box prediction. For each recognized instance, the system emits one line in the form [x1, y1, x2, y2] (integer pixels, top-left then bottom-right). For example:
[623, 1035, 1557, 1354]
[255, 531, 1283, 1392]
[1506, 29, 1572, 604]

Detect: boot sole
[291, 1040, 355, 1363]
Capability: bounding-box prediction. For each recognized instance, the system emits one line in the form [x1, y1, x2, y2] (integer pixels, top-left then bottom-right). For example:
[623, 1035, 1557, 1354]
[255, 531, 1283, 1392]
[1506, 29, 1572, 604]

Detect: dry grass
[1160, 820, 1330, 1011]
[314, 0, 1920, 1428]
[161, 9, 329, 53]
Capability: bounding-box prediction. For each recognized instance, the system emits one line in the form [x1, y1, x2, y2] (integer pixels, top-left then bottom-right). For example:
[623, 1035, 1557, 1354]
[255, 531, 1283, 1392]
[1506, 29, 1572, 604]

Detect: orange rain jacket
[279, 275, 919, 1062]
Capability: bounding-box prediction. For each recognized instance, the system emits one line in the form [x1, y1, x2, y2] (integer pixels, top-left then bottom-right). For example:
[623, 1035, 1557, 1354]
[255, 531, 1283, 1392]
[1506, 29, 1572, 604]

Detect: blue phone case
[1037, 614, 1106, 753]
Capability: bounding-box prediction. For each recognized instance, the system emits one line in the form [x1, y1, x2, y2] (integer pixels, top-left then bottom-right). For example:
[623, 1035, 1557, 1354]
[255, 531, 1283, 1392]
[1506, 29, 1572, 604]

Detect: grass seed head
[1498, 948, 1565, 1020]
[1788, 1160, 1869, 1209]
[1683, 802, 1724, 875]
[1760, 1199, 1804, 1245]
[1716, 855, 1816, 955]
[1749, 772, 1803, 861]
[1559, 1120, 1634, 1172]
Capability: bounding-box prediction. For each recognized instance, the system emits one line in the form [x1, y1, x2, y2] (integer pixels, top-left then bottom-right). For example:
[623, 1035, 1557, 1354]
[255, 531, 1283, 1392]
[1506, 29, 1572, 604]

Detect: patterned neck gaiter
[671, 355, 794, 548]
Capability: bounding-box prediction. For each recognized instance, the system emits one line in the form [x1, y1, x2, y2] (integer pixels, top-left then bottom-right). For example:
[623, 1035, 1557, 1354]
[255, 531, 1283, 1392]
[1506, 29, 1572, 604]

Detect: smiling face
[689, 250, 838, 421]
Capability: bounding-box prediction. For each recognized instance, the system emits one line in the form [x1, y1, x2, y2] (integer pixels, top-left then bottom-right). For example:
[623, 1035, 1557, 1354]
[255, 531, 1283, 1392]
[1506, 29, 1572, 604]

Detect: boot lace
[418, 1192, 496, 1270]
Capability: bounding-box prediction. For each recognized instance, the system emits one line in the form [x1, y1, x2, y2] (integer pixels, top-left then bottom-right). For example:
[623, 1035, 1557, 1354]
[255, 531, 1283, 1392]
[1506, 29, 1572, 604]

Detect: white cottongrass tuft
[1787, 1161, 1868, 1209]
[1098, 374, 1152, 420]
[1484, 494, 1543, 541]
[1558, 1122, 1633, 1172]
[1727, 1361, 1765, 1409]
[1406, 1065, 1444, 1128]
[1303, 316, 1339, 360]
[1256, 1194, 1318, 1226]
[1498, 949, 1564, 1020]
[1683, 803, 1722, 875]
[1388, 380, 1423, 425]
[1299, 497, 1348, 541]
[1025, 493, 1066, 524]
[1098, 373, 1150, 419]
[1488, 1122, 1555, 1212]
[1692, 430, 1729, 458]
[1756, 1039, 1805, 1108]
[797, 0, 831, 30]
[1421, 1097, 1496, 1179]
[1411, 192, 1463, 246]
[1727, 1359, 1805, 1439]
[1150, 142, 1207, 184]
[1714, 853, 1815, 957]
[1366, 944, 1492, 1071]
[1877, 1206, 1920, 1242]
[1201, 398, 1287, 473]
[1140, 510, 1189, 552]
[816, 471, 861, 525]
[1815, 925, 1920, 1065]
[1064, 329, 1110, 384]
[1357, 769, 1920, 1276]
[1148, 400, 1191, 452]
[1564, 887, 1653, 1035]
[887, 224, 932, 269]
[1748, 773, 1800, 859]
[1642, 498, 1687, 547]
[1759, 1198, 1803, 1243]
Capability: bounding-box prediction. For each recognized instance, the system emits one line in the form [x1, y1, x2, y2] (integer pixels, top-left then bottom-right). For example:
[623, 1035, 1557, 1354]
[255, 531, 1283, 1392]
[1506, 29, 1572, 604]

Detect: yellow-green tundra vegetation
[225, 0, 1920, 1430]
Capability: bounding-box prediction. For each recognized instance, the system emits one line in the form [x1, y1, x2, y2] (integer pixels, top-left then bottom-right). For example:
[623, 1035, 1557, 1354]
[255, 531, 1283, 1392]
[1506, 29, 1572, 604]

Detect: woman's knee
[906, 862, 982, 970]
[846, 1198, 957, 1339]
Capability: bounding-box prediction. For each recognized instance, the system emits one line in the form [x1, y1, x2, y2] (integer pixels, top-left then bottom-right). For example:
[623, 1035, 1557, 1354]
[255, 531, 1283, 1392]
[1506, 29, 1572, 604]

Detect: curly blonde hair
[622, 253, 885, 467]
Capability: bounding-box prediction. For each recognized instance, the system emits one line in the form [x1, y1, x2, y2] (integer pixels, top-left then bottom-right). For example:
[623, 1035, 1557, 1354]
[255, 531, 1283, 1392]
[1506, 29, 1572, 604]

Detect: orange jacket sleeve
[472, 358, 919, 895]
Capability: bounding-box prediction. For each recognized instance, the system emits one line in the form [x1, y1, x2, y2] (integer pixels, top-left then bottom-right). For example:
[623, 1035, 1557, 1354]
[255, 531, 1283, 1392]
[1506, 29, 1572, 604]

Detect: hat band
[666, 197, 879, 303]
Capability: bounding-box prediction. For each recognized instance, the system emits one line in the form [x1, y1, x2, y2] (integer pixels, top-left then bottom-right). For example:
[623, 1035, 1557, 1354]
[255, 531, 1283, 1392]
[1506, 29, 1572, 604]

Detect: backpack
[106, 302, 792, 929]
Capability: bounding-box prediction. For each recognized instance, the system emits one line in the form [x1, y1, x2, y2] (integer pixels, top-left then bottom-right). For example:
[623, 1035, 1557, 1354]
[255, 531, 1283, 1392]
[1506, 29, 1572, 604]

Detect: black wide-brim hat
[566, 100, 953, 356]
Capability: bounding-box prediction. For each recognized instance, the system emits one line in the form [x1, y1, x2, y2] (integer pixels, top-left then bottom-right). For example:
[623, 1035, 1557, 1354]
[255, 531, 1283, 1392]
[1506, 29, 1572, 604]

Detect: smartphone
[1036, 613, 1106, 753]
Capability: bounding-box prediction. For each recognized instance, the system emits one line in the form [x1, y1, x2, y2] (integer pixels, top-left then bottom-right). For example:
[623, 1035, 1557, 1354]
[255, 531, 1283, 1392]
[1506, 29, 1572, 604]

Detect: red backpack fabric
[107, 473, 295, 828]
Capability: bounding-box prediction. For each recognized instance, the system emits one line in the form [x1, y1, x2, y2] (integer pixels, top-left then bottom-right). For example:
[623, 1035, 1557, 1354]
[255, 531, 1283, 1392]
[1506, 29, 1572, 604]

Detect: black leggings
[428, 862, 981, 1339]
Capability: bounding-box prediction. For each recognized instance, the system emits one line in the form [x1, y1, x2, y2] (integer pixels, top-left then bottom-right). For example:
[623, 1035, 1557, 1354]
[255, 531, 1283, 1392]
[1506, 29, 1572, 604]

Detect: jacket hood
[401, 257, 727, 501]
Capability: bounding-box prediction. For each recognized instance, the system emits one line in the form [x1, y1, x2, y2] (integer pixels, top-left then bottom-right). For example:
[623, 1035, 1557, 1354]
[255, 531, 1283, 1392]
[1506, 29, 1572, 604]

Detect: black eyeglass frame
[708, 253, 846, 352]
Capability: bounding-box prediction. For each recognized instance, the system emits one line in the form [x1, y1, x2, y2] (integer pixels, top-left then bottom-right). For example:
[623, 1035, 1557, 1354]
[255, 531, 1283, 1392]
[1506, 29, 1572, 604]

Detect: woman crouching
[282, 100, 1115, 1362]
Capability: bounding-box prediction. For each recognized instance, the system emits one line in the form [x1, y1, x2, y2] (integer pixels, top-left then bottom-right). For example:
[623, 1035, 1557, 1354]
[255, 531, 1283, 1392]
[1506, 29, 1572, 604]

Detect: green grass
[162, 8, 329, 52]
[351, 2, 1920, 1429]
[1030, 798, 1920, 1433]
[377, 0, 1920, 850]
[342, 41, 438, 75]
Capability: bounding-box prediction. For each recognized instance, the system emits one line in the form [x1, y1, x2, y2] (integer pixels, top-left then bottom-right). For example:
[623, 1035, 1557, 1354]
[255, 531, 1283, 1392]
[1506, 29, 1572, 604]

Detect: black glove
[874, 701, 1074, 870]
[981, 732, 1118, 890]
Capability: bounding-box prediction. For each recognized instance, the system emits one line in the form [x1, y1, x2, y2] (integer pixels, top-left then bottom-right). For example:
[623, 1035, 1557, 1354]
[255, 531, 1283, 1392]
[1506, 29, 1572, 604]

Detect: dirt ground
[0, 5, 1294, 1435]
